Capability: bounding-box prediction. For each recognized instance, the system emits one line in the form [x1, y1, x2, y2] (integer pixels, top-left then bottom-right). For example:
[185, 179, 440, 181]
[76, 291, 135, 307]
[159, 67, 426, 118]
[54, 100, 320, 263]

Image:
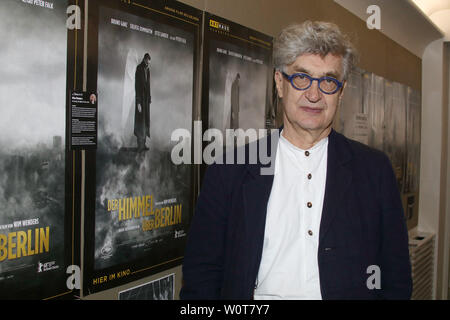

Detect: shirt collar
[279, 129, 329, 154]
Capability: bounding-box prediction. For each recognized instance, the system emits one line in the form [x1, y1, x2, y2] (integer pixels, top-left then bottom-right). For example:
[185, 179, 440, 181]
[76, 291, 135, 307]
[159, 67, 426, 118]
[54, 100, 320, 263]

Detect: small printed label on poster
[70, 91, 98, 149]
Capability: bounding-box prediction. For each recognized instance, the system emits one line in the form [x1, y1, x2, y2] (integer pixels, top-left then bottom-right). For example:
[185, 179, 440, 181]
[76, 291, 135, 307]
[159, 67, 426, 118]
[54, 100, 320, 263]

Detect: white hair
[273, 21, 357, 80]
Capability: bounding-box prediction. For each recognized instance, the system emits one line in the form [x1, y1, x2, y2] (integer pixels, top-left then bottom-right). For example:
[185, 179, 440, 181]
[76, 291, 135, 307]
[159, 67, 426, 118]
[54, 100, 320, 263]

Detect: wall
[419, 40, 444, 237]
[419, 38, 450, 301]
[427, 9, 450, 300]
[417, 3, 450, 297]
[442, 42, 450, 299]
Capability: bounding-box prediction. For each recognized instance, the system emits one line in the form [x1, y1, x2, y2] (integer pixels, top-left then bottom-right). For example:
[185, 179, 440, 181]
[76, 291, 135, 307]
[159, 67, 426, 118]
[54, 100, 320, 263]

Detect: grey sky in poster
[0, 0, 66, 150]
[97, 6, 193, 150]
[208, 39, 270, 136]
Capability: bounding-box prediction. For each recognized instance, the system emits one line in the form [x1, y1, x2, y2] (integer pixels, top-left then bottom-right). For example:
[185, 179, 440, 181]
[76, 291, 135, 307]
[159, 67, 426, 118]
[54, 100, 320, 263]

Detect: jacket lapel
[242, 129, 279, 237]
[319, 129, 353, 243]
[240, 131, 278, 293]
[241, 129, 281, 260]
[242, 169, 274, 238]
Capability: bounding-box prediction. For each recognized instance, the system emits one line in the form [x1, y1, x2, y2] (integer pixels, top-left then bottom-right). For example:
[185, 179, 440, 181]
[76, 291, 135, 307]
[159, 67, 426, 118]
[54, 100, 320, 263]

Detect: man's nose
[304, 79, 321, 102]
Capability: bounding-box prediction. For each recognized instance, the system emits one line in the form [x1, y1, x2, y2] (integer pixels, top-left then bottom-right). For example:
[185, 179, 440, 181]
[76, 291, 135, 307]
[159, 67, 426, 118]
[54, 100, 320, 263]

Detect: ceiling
[334, 0, 444, 57]
[411, 0, 450, 40]
[411, 0, 450, 16]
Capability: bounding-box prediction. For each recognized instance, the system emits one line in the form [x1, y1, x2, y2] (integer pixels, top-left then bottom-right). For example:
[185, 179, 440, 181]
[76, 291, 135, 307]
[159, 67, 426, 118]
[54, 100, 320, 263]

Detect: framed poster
[405, 87, 421, 195]
[336, 67, 366, 144]
[83, 0, 200, 295]
[202, 13, 273, 144]
[200, 13, 273, 182]
[0, 0, 80, 299]
[363, 72, 385, 152]
[384, 81, 407, 193]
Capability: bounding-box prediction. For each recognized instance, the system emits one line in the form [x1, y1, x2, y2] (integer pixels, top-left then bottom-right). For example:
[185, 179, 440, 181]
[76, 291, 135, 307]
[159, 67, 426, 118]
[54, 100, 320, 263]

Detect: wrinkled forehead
[288, 53, 344, 79]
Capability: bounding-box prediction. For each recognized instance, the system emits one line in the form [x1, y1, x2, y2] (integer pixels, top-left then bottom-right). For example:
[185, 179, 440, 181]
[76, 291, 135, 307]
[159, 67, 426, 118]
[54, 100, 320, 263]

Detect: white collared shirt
[254, 131, 328, 300]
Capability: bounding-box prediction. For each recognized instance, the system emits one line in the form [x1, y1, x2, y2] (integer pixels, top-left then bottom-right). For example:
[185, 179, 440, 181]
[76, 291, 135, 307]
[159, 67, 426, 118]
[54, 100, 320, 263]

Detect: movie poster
[336, 67, 367, 144]
[404, 86, 421, 230]
[363, 72, 385, 152]
[202, 13, 273, 148]
[405, 87, 421, 194]
[83, 0, 200, 294]
[384, 81, 407, 193]
[0, 0, 76, 299]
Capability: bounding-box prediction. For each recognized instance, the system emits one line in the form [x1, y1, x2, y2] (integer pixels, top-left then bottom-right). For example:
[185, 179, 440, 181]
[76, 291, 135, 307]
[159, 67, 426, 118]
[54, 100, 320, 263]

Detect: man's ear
[274, 70, 284, 98]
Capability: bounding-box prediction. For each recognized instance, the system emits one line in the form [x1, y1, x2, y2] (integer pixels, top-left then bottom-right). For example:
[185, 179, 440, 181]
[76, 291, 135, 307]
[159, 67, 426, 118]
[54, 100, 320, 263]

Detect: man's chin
[291, 122, 332, 134]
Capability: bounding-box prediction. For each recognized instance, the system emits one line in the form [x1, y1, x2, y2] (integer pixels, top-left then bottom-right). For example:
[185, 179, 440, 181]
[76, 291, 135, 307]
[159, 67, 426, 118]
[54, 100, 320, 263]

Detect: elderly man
[180, 21, 412, 300]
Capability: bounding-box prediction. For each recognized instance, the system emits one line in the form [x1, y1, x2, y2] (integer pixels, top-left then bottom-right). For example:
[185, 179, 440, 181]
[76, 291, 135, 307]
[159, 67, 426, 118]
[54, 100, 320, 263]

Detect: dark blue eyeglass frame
[281, 71, 344, 95]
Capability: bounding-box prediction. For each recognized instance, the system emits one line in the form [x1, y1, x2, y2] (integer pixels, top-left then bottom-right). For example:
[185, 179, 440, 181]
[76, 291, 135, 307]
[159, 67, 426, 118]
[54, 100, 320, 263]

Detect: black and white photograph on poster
[83, 0, 200, 294]
[0, 0, 73, 299]
[204, 13, 273, 147]
[118, 273, 175, 300]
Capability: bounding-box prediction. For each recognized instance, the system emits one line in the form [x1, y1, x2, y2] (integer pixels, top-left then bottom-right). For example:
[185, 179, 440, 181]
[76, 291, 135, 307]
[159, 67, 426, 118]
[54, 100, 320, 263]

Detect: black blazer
[180, 128, 412, 300]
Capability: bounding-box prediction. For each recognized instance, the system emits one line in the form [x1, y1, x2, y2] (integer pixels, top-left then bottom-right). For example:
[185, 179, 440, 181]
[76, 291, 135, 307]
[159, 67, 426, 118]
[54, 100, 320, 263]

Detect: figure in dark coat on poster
[230, 73, 240, 129]
[135, 53, 151, 151]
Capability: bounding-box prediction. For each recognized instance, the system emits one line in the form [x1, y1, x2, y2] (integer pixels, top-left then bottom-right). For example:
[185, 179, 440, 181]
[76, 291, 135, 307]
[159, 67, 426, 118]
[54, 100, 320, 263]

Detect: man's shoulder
[335, 131, 390, 166]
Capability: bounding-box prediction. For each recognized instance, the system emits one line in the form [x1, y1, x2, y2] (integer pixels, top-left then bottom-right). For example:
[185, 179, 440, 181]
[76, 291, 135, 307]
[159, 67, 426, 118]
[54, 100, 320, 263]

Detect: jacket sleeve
[378, 154, 413, 299]
[180, 163, 229, 299]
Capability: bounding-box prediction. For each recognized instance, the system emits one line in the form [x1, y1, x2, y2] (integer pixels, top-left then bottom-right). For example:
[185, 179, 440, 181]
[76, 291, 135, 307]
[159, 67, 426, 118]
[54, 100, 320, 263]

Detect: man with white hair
[180, 21, 412, 300]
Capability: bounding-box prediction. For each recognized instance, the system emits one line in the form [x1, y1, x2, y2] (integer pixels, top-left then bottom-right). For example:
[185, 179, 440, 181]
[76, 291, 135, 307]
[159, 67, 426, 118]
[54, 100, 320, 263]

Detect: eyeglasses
[281, 71, 343, 95]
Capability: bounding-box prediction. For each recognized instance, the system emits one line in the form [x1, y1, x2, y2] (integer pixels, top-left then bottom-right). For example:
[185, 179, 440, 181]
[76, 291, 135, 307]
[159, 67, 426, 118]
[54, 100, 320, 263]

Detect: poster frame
[82, 0, 201, 296]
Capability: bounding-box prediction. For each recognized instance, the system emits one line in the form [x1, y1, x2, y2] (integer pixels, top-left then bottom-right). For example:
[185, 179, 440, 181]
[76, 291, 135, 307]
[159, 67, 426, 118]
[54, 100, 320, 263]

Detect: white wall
[402, 1, 450, 300]
[419, 39, 444, 233]
[419, 38, 444, 299]
[419, 37, 450, 300]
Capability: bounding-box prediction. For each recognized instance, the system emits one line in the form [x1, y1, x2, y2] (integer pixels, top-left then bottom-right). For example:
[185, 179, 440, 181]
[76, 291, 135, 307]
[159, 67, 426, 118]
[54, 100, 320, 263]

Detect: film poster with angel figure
[83, 0, 200, 294]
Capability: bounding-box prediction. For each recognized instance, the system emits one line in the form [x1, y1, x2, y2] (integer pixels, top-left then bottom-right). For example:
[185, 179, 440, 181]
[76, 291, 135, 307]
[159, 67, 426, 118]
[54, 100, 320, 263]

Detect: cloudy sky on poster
[0, 0, 66, 150]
